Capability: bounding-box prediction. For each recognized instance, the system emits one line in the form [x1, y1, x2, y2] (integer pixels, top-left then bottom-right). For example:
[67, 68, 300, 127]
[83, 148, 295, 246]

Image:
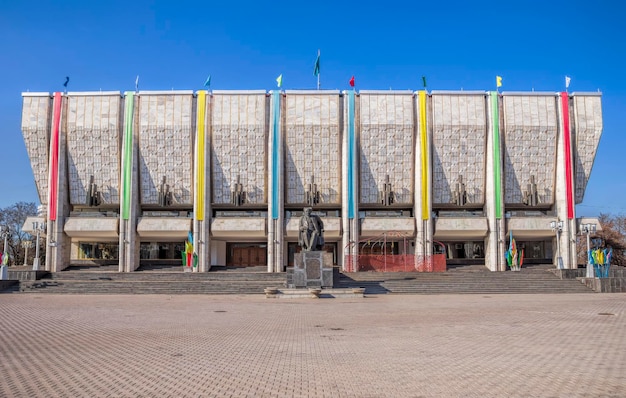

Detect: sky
[1, 0, 624, 216]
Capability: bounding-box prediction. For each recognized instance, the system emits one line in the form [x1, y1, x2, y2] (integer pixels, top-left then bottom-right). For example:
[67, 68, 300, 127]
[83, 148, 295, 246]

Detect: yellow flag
[276, 74, 283, 88]
[496, 76, 503, 88]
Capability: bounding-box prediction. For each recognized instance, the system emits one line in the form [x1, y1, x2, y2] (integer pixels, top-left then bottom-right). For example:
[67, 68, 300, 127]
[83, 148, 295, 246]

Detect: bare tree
[0, 202, 37, 266]
[577, 213, 626, 267]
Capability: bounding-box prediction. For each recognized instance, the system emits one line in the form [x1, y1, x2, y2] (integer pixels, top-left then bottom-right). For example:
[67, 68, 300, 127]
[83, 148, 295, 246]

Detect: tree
[0, 202, 37, 266]
[577, 213, 626, 267]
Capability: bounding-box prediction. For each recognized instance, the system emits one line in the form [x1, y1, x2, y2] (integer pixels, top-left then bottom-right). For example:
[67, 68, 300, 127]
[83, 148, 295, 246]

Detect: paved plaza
[1, 293, 625, 397]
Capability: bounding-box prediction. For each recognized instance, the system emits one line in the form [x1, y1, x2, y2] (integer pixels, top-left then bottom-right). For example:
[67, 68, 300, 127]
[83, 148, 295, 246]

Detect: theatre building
[20, 89, 602, 273]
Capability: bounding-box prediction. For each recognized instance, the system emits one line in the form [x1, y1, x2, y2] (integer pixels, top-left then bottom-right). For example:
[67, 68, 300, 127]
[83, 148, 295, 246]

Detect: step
[14, 267, 597, 295]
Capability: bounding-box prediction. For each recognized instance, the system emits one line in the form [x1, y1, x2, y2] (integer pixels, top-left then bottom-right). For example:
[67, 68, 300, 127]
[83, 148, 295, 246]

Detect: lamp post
[550, 220, 564, 269]
[1, 226, 9, 263]
[22, 240, 34, 266]
[32, 221, 46, 271]
[0, 227, 8, 280]
[581, 223, 597, 278]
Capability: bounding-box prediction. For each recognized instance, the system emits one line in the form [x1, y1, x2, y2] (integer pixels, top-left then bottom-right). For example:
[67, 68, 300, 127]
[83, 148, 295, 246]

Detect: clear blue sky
[1, 0, 624, 216]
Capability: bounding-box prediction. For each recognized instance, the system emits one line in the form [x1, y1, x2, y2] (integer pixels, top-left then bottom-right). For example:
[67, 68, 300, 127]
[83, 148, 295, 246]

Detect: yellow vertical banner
[196, 91, 206, 220]
[419, 90, 429, 220]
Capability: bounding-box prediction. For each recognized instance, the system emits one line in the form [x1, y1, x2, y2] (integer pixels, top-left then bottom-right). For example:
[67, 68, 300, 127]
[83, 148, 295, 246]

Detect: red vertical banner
[48, 92, 62, 221]
[560, 92, 574, 219]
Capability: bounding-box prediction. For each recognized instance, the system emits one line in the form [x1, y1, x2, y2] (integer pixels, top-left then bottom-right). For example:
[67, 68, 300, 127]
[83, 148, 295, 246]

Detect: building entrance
[227, 244, 267, 267]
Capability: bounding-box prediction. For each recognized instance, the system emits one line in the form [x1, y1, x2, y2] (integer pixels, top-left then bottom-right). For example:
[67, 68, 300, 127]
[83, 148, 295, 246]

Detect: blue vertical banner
[271, 90, 281, 219]
[347, 90, 355, 219]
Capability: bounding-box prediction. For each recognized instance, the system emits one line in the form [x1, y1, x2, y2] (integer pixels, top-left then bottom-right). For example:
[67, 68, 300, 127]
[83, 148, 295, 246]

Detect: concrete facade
[21, 90, 603, 273]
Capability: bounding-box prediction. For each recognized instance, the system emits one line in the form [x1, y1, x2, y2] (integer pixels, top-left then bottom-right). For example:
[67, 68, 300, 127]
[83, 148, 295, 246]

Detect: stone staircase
[337, 265, 596, 295]
[9, 264, 598, 295]
[16, 265, 285, 295]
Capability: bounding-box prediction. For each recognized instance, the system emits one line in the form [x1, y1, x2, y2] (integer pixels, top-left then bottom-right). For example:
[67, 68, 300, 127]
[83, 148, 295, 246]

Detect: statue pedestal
[292, 251, 334, 288]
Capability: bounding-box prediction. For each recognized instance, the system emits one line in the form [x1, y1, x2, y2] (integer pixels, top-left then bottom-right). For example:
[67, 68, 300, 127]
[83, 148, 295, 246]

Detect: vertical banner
[418, 90, 429, 220]
[347, 90, 355, 219]
[47, 92, 62, 221]
[560, 92, 574, 219]
[121, 91, 135, 220]
[490, 92, 502, 219]
[196, 91, 207, 221]
[271, 91, 281, 219]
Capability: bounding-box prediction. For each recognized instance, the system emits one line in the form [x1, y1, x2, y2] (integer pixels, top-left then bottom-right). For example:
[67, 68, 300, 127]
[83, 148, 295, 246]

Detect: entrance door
[229, 245, 267, 267]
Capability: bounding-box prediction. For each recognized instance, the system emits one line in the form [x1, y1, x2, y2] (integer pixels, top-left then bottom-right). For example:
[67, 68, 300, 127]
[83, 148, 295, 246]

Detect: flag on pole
[204, 75, 211, 88]
[349, 76, 355, 87]
[313, 51, 320, 77]
[422, 76, 427, 88]
[135, 75, 139, 92]
[565, 76, 571, 89]
[1, 251, 8, 265]
[276, 74, 283, 88]
[496, 76, 502, 88]
[63, 76, 69, 88]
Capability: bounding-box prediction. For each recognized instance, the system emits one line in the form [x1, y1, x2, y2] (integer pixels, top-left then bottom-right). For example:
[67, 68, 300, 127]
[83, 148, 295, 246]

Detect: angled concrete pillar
[268, 91, 284, 272]
[46, 92, 71, 272]
[555, 92, 576, 269]
[341, 90, 359, 272]
[485, 92, 505, 271]
[119, 92, 140, 272]
[415, 91, 433, 262]
[194, 91, 212, 272]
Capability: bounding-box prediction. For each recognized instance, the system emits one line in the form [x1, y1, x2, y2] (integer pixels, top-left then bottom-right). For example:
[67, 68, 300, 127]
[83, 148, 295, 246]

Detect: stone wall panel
[502, 95, 558, 205]
[66, 95, 122, 205]
[431, 93, 487, 206]
[211, 93, 267, 205]
[285, 94, 341, 205]
[21, 95, 51, 204]
[359, 93, 414, 204]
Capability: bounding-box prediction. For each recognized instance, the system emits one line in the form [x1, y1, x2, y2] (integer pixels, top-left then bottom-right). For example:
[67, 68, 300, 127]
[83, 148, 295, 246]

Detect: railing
[344, 253, 446, 273]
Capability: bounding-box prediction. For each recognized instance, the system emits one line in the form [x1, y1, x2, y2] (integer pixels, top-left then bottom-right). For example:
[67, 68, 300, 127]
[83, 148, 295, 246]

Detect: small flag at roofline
[496, 75, 502, 88]
[135, 75, 139, 92]
[204, 75, 211, 88]
[276, 74, 283, 88]
[313, 51, 320, 77]
[349, 75, 355, 87]
[422, 76, 427, 88]
[63, 76, 69, 88]
[565, 75, 571, 89]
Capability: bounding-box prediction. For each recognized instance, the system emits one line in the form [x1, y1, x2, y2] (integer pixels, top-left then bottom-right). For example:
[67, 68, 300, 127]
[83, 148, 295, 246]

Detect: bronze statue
[298, 207, 324, 251]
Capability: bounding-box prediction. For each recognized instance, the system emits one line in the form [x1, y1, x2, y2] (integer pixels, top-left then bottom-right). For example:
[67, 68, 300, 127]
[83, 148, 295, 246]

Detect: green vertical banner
[121, 91, 135, 220]
[491, 92, 502, 219]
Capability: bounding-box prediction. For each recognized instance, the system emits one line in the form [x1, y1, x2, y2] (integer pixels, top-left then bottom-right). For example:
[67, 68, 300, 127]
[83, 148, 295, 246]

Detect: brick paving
[1, 293, 625, 397]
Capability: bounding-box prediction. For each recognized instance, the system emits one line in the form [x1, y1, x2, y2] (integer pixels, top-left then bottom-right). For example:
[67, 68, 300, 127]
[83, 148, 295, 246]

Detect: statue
[298, 207, 324, 251]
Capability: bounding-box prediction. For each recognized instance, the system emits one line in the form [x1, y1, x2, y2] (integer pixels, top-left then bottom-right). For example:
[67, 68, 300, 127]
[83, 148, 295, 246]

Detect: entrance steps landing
[5, 263, 601, 295]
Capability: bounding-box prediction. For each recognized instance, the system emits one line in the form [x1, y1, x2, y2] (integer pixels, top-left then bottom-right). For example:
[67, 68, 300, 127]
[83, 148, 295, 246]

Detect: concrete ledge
[553, 269, 586, 279]
[361, 217, 415, 237]
[137, 217, 192, 239]
[64, 217, 119, 238]
[7, 270, 49, 281]
[211, 218, 266, 238]
[0, 280, 18, 291]
[581, 277, 626, 293]
[434, 217, 488, 240]
[265, 287, 365, 299]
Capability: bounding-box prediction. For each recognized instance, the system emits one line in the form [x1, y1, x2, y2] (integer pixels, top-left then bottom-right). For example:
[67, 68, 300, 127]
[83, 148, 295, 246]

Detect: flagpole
[315, 49, 320, 90]
[317, 49, 321, 90]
